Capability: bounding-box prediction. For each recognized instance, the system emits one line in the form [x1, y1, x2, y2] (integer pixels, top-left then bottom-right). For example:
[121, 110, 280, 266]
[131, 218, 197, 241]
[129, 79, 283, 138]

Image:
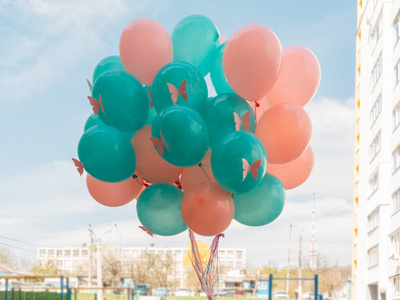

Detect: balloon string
[198, 163, 211, 181]
[132, 174, 141, 185]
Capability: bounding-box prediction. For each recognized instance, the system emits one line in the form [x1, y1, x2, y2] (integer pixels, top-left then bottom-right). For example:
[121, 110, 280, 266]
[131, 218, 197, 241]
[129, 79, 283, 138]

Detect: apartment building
[352, 0, 400, 299]
[36, 246, 246, 288]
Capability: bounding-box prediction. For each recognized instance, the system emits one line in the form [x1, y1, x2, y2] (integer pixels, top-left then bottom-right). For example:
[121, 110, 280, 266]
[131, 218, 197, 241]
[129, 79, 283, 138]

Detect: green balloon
[84, 113, 105, 132]
[137, 183, 187, 236]
[93, 70, 149, 132]
[151, 105, 209, 167]
[152, 61, 208, 114]
[172, 15, 219, 76]
[210, 43, 234, 94]
[203, 93, 256, 148]
[144, 86, 157, 126]
[233, 173, 286, 226]
[93, 56, 125, 84]
[78, 125, 136, 182]
[211, 131, 267, 193]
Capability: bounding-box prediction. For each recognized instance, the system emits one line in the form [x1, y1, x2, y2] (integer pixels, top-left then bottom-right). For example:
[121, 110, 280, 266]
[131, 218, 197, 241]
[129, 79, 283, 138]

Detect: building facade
[353, 0, 400, 299]
[36, 246, 246, 288]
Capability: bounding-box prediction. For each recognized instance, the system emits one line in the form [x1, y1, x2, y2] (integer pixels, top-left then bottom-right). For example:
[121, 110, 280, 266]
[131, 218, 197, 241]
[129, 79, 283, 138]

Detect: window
[236, 251, 243, 259]
[371, 15, 382, 48]
[393, 189, 400, 213]
[174, 250, 181, 257]
[57, 260, 63, 267]
[133, 251, 138, 258]
[257, 282, 267, 290]
[368, 209, 379, 231]
[370, 94, 382, 124]
[369, 131, 381, 160]
[393, 146, 400, 171]
[40, 250, 46, 257]
[123, 250, 130, 257]
[236, 261, 242, 268]
[392, 233, 400, 256]
[82, 250, 88, 257]
[227, 261, 234, 267]
[396, 60, 400, 86]
[157, 250, 164, 256]
[393, 275, 400, 298]
[396, 16, 400, 43]
[227, 251, 234, 258]
[369, 172, 379, 195]
[48, 250, 54, 256]
[219, 251, 225, 258]
[73, 250, 79, 257]
[57, 250, 63, 257]
[371, 54, 382, 87]
[394, 104, 400, 129]
[73, 260, 79, 266]
[65, 250, 71, 257]
[368, 246, 379, 267]
[65, 260, 72, 267]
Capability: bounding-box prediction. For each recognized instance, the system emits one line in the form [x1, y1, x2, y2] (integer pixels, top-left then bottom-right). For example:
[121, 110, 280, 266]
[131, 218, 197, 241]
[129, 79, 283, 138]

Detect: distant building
[36, 246, 246, 288]
[352, 0, 400, 300]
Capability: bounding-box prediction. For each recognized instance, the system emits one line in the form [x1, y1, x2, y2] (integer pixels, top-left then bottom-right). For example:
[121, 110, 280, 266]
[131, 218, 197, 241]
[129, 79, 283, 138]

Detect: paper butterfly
[150, 131, 170, 156]
[147, 89, 152, 100]
[72, 158, 84, 176]
[87, 94, 105, 117]
[218, 34, 228, 45]
[86, 79, 93, 93]
[139, 226, 156, 238]
[167, 80, 188, 104]
[242, 158, 262, 181]
[147, 90, 154, 108]
[233, 111, 251, 131]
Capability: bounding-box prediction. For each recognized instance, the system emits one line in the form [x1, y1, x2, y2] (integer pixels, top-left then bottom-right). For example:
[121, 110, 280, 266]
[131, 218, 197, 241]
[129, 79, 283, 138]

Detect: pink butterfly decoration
[87, 94, 105, 117]
[139, 226, 156, 238]
[218, 34, 228, 45]
[149, 100, 153, 109]
[242, 158, 262, 181]
[233, 111, 251, 131]
[147, 89, 152, 100]
[167, 80, 188, 104]
[150, 131, 170, 155]
[72, 158, 84, 176]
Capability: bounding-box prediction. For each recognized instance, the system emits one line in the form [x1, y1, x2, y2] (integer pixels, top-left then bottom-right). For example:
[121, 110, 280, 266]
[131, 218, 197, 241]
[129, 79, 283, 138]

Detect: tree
[182, 239, 211, 294]
[101, 245, 121, 286]
[0, 246, 16, 265]
[31, 261, 60, 275]
[129, 250, 177, 289]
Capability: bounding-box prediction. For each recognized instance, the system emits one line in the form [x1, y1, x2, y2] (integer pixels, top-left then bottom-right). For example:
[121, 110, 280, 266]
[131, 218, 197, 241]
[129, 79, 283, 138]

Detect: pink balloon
[181, 182, 234, 236]
[119, 18, 173, 86]
[267, 146, 315, 190]
[223, 24, 282, 102]
[131, 125, 182, 183]
[86, 174, 143, 207]
[266, 46, 321, 106]
[181, 151, 217, 191]
[255, 104, 312, 164]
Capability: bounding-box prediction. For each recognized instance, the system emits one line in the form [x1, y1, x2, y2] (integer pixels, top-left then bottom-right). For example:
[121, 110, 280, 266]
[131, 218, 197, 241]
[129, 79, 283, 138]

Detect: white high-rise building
[352, 0, 400, 299]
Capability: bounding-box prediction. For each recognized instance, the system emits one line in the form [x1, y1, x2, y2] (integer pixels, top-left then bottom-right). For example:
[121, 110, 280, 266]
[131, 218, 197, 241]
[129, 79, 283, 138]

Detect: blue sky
[0, 0, 356, 267]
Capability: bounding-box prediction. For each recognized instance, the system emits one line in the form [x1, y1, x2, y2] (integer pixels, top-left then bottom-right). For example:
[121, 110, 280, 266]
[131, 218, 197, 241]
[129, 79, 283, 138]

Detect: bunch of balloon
[73, 16, 320, 298]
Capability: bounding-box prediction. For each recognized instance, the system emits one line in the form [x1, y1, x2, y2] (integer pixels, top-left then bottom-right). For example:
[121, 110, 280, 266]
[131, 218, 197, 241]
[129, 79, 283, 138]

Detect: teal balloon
[172, 15, 220, 76]
[78, 125, 136, 182]
[203, 93, 256, 148]
[93, 70, 149, 132]
[210, 43, 234, 94]
[84, 113, 105, 132]
[211, 131, 267, 193]
[152, 61, 208, 114]
[137, 183, 187, 236]
[93, 56, 125, 84]
[233, 173, 286, 226]
[151, 105, 209, 167]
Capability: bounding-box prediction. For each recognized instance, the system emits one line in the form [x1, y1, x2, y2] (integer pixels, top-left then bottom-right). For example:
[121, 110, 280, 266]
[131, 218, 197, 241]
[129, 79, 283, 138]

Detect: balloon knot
[132, 174, 138, 179]
[198, 163, 203, 167]
[255, 101, 260, 108]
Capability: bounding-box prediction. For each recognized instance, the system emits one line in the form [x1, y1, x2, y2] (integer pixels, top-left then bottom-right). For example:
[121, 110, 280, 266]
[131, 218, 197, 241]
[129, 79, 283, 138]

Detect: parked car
[134, 284, 152, 296]
[274, 291, 289, 299]
[175, 287, 190, 296]
[224, 291, 234, 297]
[233, 290, 245, 297]
[154, 287, 170, 297]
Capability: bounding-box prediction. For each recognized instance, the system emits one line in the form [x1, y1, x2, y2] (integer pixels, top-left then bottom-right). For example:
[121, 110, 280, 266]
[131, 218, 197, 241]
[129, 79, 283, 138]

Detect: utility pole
[114, 224, 122, 286]
[88, 226, 112, 300]
[88, 224, 94, 288]
[286, 224, 292, 295]
[310, 194, 317, 273]
[298, 230, 304, 298]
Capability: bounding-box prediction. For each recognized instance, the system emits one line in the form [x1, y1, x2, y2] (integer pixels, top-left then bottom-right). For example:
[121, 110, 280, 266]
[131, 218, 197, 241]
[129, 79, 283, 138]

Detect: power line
[0, 241, 36, 253]
[0, 235, 41, 247]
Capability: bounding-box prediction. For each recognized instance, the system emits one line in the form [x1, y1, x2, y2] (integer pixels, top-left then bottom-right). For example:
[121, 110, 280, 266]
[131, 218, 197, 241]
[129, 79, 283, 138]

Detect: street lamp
[114, 224, 122, 258]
